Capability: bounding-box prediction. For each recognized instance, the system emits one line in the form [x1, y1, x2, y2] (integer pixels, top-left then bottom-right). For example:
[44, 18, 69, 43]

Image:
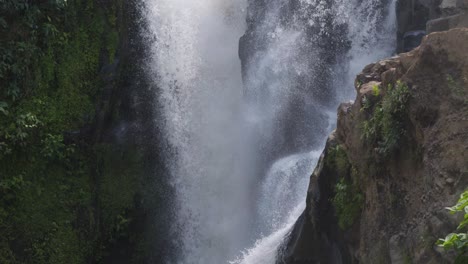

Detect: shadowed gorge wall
[0, 0, 167, 263]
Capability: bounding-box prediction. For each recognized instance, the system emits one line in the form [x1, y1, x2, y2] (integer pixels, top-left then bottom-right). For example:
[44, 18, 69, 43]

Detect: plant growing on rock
[0, 0, 140, 262]
[332, 176, 364, 230]
[361, 81, 410, 157]
[327, 145, 364, 230]
[326, 145, 350, 176]
[447, 74, 465, 98]
[372, 83, 380, 96]
[437, 190, 468, 262]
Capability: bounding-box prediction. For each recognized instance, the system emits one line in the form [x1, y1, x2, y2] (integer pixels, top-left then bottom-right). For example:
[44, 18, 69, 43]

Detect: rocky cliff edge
[282, 28, 468, 264]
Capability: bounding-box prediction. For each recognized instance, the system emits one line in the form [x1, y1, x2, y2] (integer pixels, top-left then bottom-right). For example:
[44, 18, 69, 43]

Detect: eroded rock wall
[283, 28, 468, 264]
[396, 0, 468, 51]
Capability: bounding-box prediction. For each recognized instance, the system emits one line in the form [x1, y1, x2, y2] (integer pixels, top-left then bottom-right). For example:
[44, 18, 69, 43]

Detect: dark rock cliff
[282, 28, 468, 264]
[0, 0, 171, 262]
[396, 0, 468, 51]
[91, 0, 175, 262]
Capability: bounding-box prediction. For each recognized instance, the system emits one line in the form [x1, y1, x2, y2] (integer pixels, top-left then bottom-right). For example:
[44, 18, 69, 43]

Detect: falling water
[142, 0, 252, 263]
[232, 0, 396, 262]
[141, 0, 396, 263]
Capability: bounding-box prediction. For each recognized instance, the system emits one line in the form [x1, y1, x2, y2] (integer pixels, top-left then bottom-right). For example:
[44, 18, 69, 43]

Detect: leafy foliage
[0, 0, 142, 262]
[372, 83, 380, 96]
[326, 145, 350, 176]
[362, 81, 410, 156]
[437, 191, 468, 257]
[328, 144, 364, 230]
[332, 177, 364, 230]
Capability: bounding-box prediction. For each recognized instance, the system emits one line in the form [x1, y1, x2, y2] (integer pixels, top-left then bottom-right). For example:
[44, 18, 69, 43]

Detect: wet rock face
[283, 28, 468, 264]
[240, 0, 350, 168]
[277, 133, 351, 264]
[396, 0, 434, 52]
[396, 0, 468, 51]
[426, 1, 468, 33]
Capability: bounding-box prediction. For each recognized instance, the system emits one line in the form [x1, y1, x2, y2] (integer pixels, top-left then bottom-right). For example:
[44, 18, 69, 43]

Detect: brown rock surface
[282, 28, 468, 264]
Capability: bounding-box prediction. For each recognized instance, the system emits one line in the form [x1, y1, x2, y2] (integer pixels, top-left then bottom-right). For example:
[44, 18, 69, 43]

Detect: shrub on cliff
[332, 176, 364, 230]
[328, 146, 364, 230]
[362, 81, 410, 157]
[438, 191, 468, 262]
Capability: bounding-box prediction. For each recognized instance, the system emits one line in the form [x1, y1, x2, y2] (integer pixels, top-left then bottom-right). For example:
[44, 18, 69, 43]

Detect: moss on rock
[0, 0, 146, 262]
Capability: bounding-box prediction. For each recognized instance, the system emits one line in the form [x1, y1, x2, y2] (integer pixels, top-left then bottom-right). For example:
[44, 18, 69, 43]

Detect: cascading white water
[334, 0, 398, 101]
[142, 0, 396, 263]
[142, 0, 252, 263]
[258, 150, 322, 232]
[231, 0, 397, 263]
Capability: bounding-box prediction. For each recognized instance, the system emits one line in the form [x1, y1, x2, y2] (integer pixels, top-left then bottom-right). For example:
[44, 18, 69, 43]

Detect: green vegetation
[447, 74, 465, 98]
[326, 145, 350, 177]
[403, 251, 413, 264]
[356, 80, 362, 89]
[360, 96, 372, 112]
[447, 74, 468, 105]
[362, 81, 410, 157]
[332, 176, 364, 230]
[437, 190, 468, 262]
[328, 145, 364, 230]
[372, 83, 381, 97]
[0, 0, 145, 262]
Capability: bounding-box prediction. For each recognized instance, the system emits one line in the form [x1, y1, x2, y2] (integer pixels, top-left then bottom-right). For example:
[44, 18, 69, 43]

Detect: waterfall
[142, 0, 253, 263]
[141, 0, 396, 263]
[233, 0, 396, 262]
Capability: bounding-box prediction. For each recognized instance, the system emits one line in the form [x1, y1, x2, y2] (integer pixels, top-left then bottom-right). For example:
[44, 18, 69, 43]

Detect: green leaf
[0, 101, 8, 115]
[439, 190, 468, 253]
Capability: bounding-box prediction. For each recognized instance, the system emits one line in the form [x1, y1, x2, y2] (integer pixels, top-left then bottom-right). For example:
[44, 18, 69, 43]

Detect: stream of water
[142, 0, 396, 263]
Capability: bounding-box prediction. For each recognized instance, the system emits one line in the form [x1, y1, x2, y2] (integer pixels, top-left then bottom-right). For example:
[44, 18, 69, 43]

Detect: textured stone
[282, 28, 468, 264]
[427, 12, 468, 32]
[440, 0, 458, 9]
[458, 0, 468, 8]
